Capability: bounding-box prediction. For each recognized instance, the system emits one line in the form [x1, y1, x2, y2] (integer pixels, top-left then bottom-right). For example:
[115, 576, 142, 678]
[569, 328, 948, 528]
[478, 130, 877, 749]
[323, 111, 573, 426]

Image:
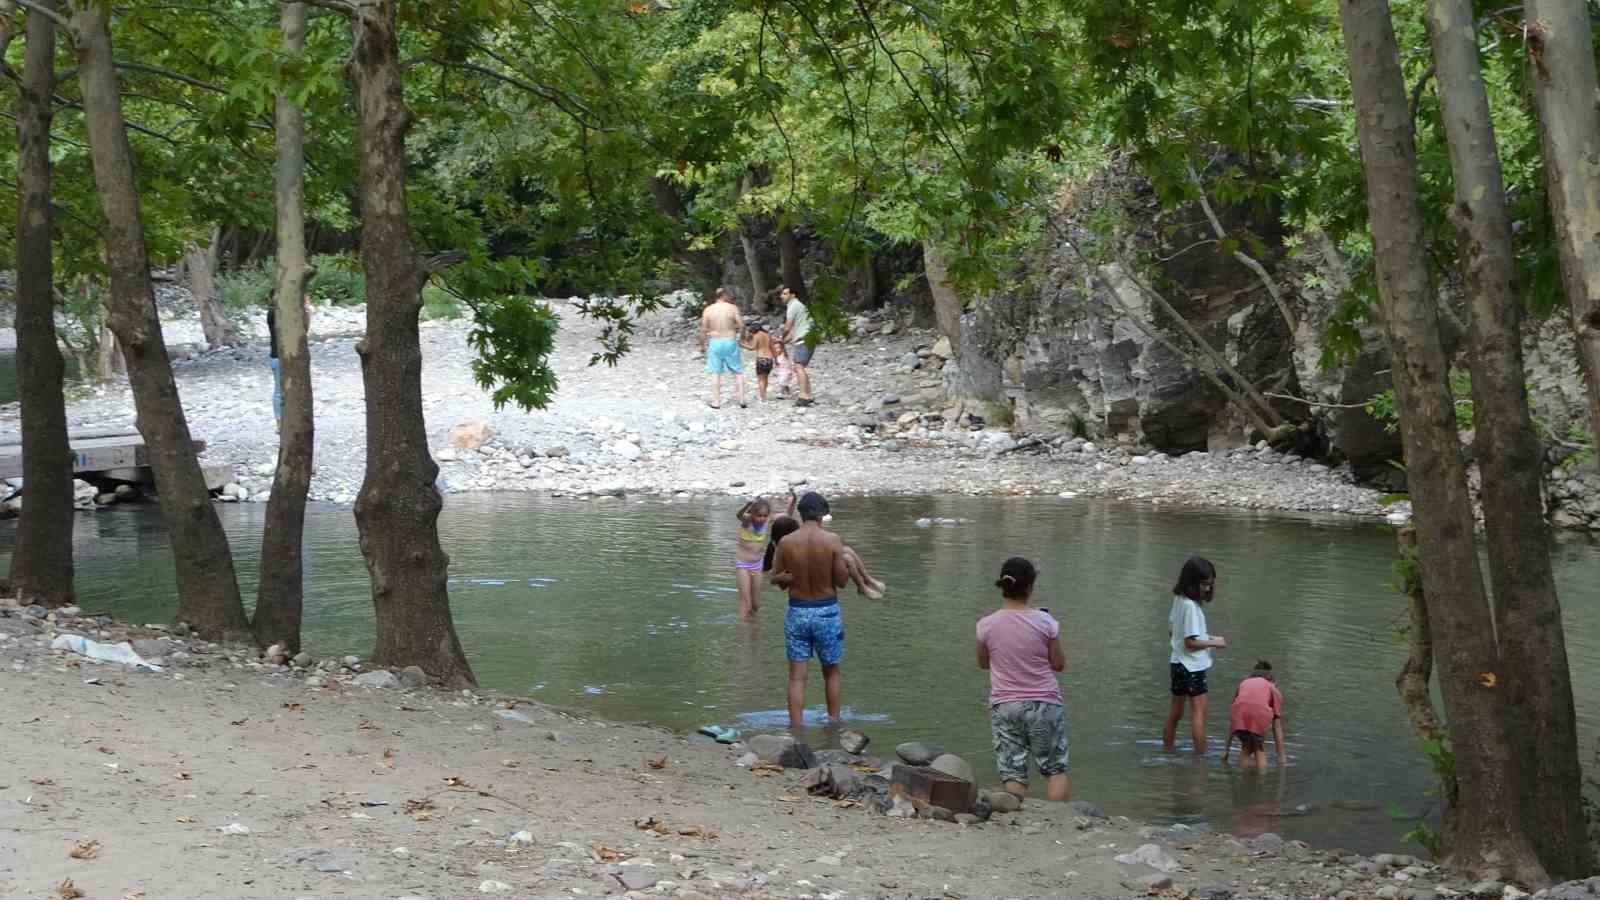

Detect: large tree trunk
[186, 226, 240, 350]
[1428, 0, 1586, 878]
[923, 240, 963, 356]
[95, 318, 124, 382]
[348, 0, 474, 687]
[71, 0, 250, 640]
[1339, 0, 1545, 883]
[10, 0, 75, 609]
[777, 222, 806, 298]
[647, 176, 722, 290]
[254, 0, 314, 655]
[738, 169, 768, 314]
[1525, 0, 1600, 440]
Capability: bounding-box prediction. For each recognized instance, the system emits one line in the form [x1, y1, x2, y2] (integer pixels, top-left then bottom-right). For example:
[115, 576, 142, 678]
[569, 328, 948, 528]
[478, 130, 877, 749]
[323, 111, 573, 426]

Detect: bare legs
[786, 661, 842, 731]
[756, 370, 769, 401]
[841, 545, 885, 599]
[1162, 693, 1209, 753]
[794, 362, 812, 402]
[708, 372, 747, 408]
[1002, 774, 1071, 803]
[736, 568, 761, 619]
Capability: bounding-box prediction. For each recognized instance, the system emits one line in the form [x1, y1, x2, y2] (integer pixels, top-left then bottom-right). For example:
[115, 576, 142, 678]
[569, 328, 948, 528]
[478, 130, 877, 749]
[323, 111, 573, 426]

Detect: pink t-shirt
[976, 608, 1062, 706]
[1229, 676, 1284, 736]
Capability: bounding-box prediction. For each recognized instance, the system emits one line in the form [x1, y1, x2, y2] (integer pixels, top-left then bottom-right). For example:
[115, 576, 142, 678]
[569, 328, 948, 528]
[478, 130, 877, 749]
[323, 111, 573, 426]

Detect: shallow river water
[4, 494, 1597, 852]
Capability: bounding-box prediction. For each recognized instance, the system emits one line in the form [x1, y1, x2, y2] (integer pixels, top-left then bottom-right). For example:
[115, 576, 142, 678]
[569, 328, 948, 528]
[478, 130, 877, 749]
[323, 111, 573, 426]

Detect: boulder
[931, 336, 954, 359]
[352, 670, 400, 689]
[399, 666, 429, 689]
[928, 753, 977, 807]
[1114, 843, 1180, 873]
[986, 790, 1022, 813]
[839, 729, 870, 754]
[449, 420, 495, 451]
[894, 741, 944, 765]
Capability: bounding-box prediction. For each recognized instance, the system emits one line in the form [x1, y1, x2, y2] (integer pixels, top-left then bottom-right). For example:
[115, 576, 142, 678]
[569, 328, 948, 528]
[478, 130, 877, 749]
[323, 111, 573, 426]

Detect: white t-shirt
[785, 297, 813, 344]
[1168, 595, 1212, 672]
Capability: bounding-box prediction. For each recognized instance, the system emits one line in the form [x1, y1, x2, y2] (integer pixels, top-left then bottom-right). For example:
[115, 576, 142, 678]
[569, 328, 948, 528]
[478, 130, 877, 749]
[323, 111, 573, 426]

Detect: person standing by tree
[699, 287, 746, 409]
[266, 292, 311, 429]
[780, 287, 816, 406]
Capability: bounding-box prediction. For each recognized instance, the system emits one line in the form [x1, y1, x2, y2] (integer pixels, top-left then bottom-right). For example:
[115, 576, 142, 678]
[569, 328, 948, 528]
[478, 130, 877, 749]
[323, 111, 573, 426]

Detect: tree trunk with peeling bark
[923, 240, 962, 356]
[1428, 0, 1586, 878]
[70, 0, 250, 639]
[778, 223, 806, 298]
[186, 226, 239, 350]
[1525, 0, 1600, 441]
[348, 0, 474, 687]
[10, 0, 75, 609]
[737, 169, 768, 314]
[1393, 528, 1457, 812]
[1340, 0, 1544, 882]
[254, 0, 314, 655]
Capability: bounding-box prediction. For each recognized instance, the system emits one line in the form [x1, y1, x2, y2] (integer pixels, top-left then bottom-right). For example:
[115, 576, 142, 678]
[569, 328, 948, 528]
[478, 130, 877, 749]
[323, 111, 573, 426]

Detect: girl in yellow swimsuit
[734, 498, 773, 619]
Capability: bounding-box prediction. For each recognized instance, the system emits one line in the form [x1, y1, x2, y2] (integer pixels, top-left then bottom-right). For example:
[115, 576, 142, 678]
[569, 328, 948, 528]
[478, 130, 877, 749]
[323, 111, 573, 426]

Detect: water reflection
[3, 493, 1597, 853]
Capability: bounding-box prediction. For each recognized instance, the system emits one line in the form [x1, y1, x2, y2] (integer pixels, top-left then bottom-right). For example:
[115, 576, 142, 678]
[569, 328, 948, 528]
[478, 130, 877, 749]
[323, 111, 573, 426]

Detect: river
[4, 493, 1597, 852]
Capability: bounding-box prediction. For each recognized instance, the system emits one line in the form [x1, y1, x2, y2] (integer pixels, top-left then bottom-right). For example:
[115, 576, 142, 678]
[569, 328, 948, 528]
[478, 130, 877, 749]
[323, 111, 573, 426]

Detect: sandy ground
[4, 605, 1566, 900]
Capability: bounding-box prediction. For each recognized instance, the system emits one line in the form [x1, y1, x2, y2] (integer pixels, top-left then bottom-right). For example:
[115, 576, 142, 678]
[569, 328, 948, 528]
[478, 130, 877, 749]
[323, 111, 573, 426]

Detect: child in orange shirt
[1224, 660, 1285, 771]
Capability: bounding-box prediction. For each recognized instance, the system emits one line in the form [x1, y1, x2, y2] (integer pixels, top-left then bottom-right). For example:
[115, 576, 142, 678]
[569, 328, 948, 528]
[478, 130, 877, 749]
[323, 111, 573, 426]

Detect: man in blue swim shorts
[770, 491, 851, 730]
[699, 287, 746, 409]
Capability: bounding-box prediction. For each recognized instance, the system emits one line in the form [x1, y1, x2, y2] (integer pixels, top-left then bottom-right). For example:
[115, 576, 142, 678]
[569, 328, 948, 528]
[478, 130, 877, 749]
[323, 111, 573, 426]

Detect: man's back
[778, 524, 844, 600]
[703, 300, 741, 338]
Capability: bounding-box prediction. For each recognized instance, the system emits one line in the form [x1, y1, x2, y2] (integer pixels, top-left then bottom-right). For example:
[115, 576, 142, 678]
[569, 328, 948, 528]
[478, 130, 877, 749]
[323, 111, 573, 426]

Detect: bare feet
[860, 578, 886, 600]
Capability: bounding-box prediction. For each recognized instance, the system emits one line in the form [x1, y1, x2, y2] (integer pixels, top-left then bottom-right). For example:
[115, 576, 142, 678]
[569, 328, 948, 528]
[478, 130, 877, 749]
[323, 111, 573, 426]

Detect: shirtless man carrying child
[769, 492, 885, 730]
[699, 287, 746, 409]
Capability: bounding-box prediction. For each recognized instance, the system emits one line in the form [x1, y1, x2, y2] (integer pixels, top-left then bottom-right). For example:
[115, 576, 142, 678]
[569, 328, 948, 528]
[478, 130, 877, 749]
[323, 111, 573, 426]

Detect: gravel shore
[11, 600, 1592, 900]
[4, 300, 1393, 520]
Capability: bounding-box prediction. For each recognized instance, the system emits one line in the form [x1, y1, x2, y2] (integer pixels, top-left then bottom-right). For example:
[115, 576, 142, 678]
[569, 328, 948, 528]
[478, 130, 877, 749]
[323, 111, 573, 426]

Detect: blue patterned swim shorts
[785, 598, 843, 665]
[705, 338, 743, 375]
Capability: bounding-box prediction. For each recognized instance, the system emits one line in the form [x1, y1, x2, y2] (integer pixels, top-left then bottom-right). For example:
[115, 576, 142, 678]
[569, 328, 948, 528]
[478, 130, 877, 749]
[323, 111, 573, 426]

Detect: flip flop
[707, 401, 721, 410]
[697, 724, 741, 744]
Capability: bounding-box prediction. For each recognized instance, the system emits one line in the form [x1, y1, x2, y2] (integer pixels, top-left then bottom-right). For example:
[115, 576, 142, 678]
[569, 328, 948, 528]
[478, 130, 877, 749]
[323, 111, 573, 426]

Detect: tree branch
[12, 0, 66, 29]
[1187, 161, 1298, 335]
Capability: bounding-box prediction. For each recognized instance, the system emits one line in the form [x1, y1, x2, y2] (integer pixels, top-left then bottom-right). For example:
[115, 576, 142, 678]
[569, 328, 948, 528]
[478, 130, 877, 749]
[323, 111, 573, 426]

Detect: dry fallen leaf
[68, 840, 100, 860]
[174, 772, 191, 781]
[404, 798, 435, 821]
[443, 776, 470, 788]
[1478, 671, 1498, 688]
[646, 755, 667, 770]
[175, 816, 195, 824]
[677, 824, 716, 839]
[56, 879, 85, 899]
[634, 816, 670, 835]
[750, 763, 784, 777]
[777, 795, 804, 803]
[228, 718, 247, 726]
[282, 702, 303, 712]
[592, 844, 627, 862]
[29, 777, 54, 786]
[358, 720, 379, 731]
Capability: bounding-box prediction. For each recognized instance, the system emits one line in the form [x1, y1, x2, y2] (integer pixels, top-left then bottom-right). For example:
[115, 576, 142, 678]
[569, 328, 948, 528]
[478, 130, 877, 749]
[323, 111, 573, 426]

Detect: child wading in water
[1163, 556, 1226, 753]
[734, 498, 773, 618]
[976, 557, 1069, 802]
[763, 490, 884, 600]
[1224, 660, 1285, 770]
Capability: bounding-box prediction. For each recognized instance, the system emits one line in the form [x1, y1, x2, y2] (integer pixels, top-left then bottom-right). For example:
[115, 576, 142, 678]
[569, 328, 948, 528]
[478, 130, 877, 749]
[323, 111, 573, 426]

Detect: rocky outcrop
[948, 170, 1403, 479]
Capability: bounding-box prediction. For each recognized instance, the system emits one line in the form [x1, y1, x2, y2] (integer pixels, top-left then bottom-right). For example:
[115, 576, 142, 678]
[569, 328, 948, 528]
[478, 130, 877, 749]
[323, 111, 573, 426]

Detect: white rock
[353, 670, 400, 689]
[478, 880, 513, 893]
[507, 830, 534, 845]
[219, 823, 252, 835]
[1114, 843, 1180, 873]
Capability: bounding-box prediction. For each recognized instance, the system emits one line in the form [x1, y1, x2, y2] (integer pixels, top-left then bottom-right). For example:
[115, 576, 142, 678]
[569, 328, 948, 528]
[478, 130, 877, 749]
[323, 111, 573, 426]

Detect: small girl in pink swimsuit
[734, 498, 772, 619]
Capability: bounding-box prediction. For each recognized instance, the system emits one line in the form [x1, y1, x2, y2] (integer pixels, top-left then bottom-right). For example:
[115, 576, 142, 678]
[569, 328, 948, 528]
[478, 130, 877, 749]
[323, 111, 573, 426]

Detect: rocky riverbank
[1, 299, 1403, 522]
[6, 598, 1597, 899]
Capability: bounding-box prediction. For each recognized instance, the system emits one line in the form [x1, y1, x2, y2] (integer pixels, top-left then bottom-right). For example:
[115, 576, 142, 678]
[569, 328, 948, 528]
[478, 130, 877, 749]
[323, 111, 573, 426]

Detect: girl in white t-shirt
[1162, 557, 1227, 753]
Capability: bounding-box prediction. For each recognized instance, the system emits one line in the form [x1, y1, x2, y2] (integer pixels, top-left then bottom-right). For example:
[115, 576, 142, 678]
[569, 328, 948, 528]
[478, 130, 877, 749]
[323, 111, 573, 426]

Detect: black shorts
[756, 357, 774, 376]
[1233, 729, 1264, 752]
[1170, 663, 1209, 697]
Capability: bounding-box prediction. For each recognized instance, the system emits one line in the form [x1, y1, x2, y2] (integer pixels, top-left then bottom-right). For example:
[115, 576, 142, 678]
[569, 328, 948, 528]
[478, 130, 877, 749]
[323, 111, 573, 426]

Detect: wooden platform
[0, 430, 213, 484]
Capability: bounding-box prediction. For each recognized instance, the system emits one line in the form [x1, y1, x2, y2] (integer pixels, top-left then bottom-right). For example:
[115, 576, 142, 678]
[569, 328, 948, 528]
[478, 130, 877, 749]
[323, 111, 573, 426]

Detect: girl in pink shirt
[976, 557, 1070, 802]
[1224, 660, 1286, 771]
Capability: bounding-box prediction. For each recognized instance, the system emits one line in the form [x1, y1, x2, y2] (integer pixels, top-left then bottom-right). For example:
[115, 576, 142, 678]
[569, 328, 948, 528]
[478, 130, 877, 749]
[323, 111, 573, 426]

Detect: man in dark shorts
[780, 287, 817, 406]
[769, 492, 849, 730]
